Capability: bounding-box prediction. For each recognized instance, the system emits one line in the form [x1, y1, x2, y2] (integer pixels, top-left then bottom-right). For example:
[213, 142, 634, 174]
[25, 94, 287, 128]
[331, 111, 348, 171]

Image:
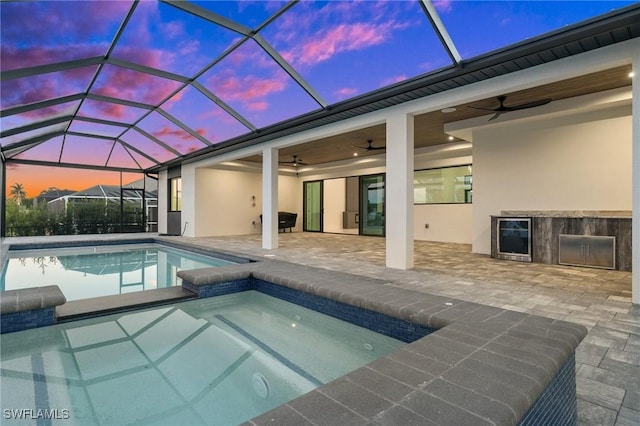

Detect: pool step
[56, 287, 198, 322]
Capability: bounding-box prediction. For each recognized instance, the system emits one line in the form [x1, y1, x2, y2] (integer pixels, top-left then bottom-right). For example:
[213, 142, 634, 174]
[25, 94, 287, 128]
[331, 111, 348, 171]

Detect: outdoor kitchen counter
[491, 211, 631, 271]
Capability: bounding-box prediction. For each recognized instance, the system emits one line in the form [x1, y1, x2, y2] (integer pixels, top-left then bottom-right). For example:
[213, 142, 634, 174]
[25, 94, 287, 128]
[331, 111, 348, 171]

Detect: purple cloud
[92, 64, 182, 106]
[1, 66, 97, 109]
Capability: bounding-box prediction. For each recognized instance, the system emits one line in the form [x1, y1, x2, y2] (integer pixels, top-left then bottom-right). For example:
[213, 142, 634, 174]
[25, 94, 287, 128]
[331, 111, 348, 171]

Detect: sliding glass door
[303, 180, 323, 232]
[360, 174, 385, 236]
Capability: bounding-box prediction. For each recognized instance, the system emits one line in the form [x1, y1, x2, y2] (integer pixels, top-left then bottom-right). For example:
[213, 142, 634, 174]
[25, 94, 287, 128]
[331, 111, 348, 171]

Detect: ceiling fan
[351, 139, 385, 151]
[279, 155, 306, 167]
[470, 95, 552, 121]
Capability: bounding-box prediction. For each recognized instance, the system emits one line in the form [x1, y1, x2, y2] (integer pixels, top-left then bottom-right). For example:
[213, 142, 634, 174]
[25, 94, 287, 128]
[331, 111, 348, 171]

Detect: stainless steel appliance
[496, 217, 532, 262]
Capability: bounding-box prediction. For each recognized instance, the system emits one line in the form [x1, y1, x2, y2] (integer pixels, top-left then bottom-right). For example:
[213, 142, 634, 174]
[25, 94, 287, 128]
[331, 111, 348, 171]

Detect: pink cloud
[79, 102, 128, 121]
[152, 126, 195, 141]
[380, 75, 407, 86]
[24, 103, 78, 121]
[225, 41, 279, 72]
[283, 22, 391, 67]
[102, 103, 127, 120]
[1, 44, 107, 72]
[163, 90, 185, 111]
[208, 71, 286, 111]
[111, 46, 175, 72]
[433, 0, 454, 14]
[247, 101, 269, 111]
[197, 107, 237, 127]
[179, 39, 201, 56]
[1, 66, 96, 109]
[334, 87, 358, 99]
[92, 64, 181, 106]
[163, 21, 185, 39]
[5, 163, 21, 171]
[6, 101, 76, 122]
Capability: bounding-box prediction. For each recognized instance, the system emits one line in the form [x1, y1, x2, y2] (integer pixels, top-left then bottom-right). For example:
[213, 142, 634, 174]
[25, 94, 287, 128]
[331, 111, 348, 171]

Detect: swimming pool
[0, 243, 235, 301]
[0, 291, 404, 425]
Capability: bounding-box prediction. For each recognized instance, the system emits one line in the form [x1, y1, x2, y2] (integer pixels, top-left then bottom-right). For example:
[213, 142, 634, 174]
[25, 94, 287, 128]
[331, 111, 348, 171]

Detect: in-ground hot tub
[178, 257, 586, 425]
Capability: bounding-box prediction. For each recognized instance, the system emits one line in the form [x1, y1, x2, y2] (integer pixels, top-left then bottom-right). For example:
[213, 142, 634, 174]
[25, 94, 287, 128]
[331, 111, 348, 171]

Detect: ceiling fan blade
[352, 140, 385, 151]
[488, 112, 502, 121]
[505, 98, 552, 111]
[468, 105, 499, 112]
[279, 155, 305, 165]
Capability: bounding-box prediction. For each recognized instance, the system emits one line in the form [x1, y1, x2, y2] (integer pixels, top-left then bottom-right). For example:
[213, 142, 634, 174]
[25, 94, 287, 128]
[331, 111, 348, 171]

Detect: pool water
[0, 244, 234, 301]
[0, 291, 405, 425]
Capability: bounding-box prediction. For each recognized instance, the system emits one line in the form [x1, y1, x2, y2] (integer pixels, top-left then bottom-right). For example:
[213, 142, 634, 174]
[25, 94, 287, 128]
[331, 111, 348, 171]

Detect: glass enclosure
[360, 174, 385, 236]
[303, 181, 322, 232]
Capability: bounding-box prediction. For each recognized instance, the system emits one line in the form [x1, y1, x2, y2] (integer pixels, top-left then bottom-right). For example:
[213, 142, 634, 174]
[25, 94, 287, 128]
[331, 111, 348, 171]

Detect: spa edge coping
[0, 285, 66, 314]
[177, 259, 588, 426]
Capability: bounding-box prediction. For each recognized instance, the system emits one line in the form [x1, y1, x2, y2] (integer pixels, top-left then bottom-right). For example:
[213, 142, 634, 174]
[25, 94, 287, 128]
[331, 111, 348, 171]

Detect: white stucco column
[385, 111, 414, 269]
[181, 165, 195, 237]
[157, 169, 168, 235]
[632, 54, 639, 306]
[262, 147, 279, 249]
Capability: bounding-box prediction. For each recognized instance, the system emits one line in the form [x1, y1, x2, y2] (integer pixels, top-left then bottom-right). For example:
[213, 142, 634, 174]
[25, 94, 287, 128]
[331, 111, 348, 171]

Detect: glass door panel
[303, 180, 323, 232]
[360, 174, 385, 236]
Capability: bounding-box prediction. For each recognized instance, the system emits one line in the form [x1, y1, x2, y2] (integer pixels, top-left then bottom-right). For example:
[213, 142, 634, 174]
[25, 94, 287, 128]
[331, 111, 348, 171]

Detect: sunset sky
[1, 0, 635, 198]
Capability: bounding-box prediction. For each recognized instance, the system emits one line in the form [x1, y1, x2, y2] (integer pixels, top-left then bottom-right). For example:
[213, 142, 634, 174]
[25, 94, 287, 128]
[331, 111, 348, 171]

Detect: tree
[9, 182, 27, 205]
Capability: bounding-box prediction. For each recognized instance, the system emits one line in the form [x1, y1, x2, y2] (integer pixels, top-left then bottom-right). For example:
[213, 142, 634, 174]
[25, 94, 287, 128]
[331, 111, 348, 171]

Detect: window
[414, 165, 472, 204]
[169, 177, 182, 211]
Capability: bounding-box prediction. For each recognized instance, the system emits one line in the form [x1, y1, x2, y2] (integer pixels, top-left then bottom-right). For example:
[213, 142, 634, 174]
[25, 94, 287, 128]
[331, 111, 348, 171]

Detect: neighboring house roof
[48, 179, 158, 204]
[36, 189, 76, 202]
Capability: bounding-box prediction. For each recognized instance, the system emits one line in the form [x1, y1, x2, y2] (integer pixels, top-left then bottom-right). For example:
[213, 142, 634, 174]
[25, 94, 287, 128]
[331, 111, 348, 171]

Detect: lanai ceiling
[243, 65, 634, 166]
[1, 1, 639, 173]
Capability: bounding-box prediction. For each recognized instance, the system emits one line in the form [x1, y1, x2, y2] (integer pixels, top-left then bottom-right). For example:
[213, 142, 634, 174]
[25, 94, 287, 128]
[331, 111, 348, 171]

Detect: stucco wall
[194, 168, 301, 237]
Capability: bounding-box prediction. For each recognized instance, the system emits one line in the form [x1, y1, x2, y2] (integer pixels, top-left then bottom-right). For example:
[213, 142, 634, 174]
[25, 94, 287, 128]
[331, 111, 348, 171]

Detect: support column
[385, 111, 414, 269]
[262, 147, 279, 249]
[632, 54, 639, 306]
[181, 165, 195, 237]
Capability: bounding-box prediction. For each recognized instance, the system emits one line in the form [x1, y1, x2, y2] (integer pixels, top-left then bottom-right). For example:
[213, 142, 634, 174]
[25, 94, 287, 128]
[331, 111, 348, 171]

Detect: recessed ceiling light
[441, 107, 457, 113]
[353, 152, 358, 157]
[629, 71, 635, 78]
[448, 136, 454, 141]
